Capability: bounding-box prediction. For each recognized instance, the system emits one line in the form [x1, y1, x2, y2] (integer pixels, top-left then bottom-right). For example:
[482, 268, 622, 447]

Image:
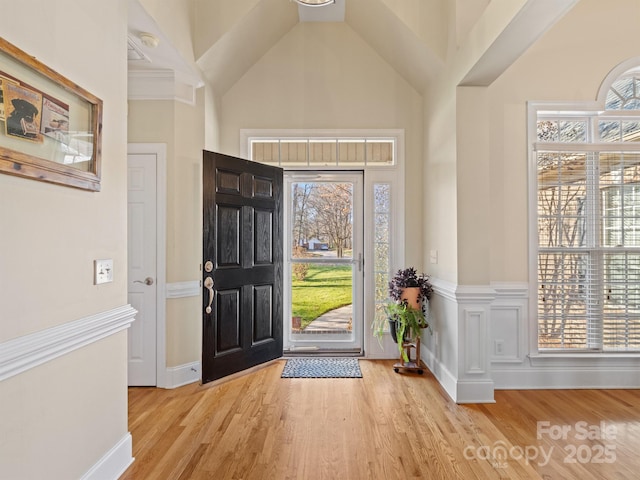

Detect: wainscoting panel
[463, 309, 486, 374]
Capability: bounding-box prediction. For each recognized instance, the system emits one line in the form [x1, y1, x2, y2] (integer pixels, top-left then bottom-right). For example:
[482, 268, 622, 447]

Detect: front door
[202, 151, 283, 383]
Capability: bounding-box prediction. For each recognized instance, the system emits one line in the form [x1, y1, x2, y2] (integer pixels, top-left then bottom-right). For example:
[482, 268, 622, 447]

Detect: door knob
[134, 277, 154, 286]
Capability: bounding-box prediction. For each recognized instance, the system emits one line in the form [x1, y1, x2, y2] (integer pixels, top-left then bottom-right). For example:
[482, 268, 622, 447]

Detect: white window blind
[536, 144, 640, 351]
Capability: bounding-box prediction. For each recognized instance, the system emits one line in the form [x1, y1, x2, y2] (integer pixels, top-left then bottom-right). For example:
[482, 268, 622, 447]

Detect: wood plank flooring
[120, 360, 640, 479]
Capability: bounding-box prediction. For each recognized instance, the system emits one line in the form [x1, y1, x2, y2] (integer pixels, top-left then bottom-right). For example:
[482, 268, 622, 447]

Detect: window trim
[240, 129, 402, 170]
[240, 129, 405, 358]
[528, 102, 640, 356]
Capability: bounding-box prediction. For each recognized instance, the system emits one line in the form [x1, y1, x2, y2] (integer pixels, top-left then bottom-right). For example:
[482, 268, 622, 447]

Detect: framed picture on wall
[0, 37, 103, 191]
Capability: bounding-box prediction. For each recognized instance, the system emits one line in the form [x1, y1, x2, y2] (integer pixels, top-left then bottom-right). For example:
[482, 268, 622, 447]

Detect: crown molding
[128, 69, 197, 105]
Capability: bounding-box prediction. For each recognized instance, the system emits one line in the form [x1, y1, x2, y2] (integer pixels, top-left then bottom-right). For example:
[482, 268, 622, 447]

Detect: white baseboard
[423, 348, 495, 403]
[493, 367, 640, 389]
[455, 379, 496, 403]
[80, 433, 133, 480]
[422, 349, 456, 401]
[166, 361, 201, 388]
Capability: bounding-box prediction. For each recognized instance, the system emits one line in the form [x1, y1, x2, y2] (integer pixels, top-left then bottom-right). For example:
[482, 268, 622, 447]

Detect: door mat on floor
[281, 358, 362, 378]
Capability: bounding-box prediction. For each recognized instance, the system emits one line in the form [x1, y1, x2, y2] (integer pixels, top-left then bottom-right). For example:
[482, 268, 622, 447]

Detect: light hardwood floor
[120, 360, 640, 479]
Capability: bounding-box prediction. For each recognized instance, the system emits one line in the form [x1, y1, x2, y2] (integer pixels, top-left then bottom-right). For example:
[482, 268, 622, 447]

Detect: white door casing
[127, 144, 167, 387]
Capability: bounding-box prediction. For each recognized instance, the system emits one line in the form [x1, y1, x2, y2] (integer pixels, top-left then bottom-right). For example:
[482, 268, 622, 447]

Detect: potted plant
[373, 267, 433, 362]
[388, 267, 433, 311]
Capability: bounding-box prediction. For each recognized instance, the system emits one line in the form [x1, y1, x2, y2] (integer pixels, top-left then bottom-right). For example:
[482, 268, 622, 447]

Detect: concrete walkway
[304, 304, 353, 333]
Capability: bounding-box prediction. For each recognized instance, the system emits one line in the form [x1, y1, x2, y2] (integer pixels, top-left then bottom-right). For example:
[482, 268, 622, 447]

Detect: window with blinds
[535, 73, 640, 351]
[250, 138, 395, 167]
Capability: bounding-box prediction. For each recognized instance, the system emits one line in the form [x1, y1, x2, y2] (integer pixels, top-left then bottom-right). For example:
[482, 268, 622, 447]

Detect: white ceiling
[297, 0, 345, 22]
[128, 0, 580, 98]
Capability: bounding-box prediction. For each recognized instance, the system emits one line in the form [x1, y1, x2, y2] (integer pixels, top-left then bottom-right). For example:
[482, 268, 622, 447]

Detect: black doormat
[281, 357, 362, 378]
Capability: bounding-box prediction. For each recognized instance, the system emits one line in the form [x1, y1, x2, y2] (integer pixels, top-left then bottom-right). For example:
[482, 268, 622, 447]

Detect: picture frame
[0, 37, 102, 191]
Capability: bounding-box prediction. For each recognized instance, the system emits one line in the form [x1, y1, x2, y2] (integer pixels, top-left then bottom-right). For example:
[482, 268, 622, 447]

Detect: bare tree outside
[291, 182, 353, 258]
[537, 121, 590, 348]
[308, 183, 353, 258]
[291, 183, 315, 250]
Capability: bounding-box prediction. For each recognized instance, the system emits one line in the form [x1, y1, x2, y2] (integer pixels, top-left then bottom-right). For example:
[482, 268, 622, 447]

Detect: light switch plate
[94, 259, 114, 285]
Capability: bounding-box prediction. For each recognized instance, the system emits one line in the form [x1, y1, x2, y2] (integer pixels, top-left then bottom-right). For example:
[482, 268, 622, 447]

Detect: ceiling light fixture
[138, 32, 160, 48]
[293, 0, 335, 7]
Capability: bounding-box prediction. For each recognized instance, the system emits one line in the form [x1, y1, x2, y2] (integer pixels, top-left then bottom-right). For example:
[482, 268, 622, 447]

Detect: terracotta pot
[400, 286, 421, 310]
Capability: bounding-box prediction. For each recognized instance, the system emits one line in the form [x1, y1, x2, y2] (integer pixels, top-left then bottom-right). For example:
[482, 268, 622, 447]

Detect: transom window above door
[240, 128, 405, 357]
[249, 137, 395, 167]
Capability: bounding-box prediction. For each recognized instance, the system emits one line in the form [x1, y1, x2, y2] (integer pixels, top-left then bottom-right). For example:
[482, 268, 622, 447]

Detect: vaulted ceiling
[127, 0, 579, 100]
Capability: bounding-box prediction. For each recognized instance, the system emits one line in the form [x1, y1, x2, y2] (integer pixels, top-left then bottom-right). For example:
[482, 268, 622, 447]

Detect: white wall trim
[490, 282, 529, 298]
[128, 143, 168, 388]
[128, 70, 196, 105]
[166, 361, 201, 388]
[493, 365, 640, 390]
[245, 129, 407, 356]
[430, 277, 457, 302]
[239, 128, 406, 161]
[429, 279, 640, 393]
[455, 379, 496, 404]
[0, 305, 137, 382]
[422, 348, 457, 401]
[166, 280, 200, 298]
[464, 309, 487, 374]
[80, 433, 133, 480]
[455, 284, 496, 304]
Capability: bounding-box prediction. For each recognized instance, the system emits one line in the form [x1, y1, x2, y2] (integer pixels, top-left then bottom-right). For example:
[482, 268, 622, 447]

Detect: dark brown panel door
[202, 150, 283, 383]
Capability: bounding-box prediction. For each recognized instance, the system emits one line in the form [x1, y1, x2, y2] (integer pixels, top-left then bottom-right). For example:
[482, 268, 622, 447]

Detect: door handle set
[134, 277, 154, 285]
[204, 276, 214, 314]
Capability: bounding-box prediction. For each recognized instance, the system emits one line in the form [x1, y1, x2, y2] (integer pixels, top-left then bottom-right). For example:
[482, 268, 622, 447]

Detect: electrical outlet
[494, 339, 504, 355]
[94, 259, 114, 285]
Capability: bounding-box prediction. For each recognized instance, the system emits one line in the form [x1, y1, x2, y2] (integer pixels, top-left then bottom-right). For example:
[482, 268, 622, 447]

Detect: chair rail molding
[0, 304, 137, 382]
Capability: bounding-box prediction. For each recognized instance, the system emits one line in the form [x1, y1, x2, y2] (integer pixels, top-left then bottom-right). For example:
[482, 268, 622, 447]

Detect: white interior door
[284, 172, 364, 353]
[127, 153, 157, 386]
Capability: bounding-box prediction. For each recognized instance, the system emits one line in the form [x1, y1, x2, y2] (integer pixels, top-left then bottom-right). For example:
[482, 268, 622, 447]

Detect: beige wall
[423, 0, 639, 287]
[486, 0, 640, 284]
[221, 21, 425, 265]
[127, 91, 206, 367]
[0, 0, 129, 477]
[424, 78, 459, 284]
[379, 0, 448, 60]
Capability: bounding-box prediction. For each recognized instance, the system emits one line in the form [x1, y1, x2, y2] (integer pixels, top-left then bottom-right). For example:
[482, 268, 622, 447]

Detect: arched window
[606, 69, 640, 110]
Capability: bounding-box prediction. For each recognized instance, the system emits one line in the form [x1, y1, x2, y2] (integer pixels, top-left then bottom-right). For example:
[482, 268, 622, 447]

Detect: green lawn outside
[291, 264, 352, 329]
